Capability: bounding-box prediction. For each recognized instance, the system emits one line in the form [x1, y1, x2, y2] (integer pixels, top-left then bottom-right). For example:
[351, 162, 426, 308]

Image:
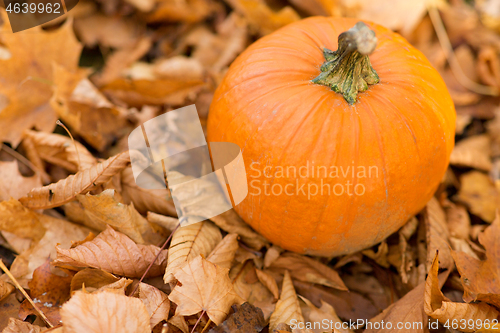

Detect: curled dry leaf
[147, 212, 179, 232]
[424, 252, 499, 332]
[121, 167, 177, 217]
[164, 221, 222, 283]
[168, 314, 189, 333]
[70, 189, 163, 245]
[0, 15, 82, 146]
[54, 226, 168, 278]
[255, 269, 279, 300]
[299, 297, 352, 333]
[0, 161, 42, 202]
[19, 259, 73, 325]
[445, 202, 471, 240]
[264, 245, 283, 268]
[60, 291, 150, 333]
[425, 197, 453, 270]
[22, 130, 96, 172]
[452, 212, 500, 308]
[270, 252, 347, 290]
[362, 242, 390, 268]
[457, 171, 500, 223]
[168, 256, 244, 325]
[138, 283, 170, 329]
[70, 268, 120, 294]
[450, 134, 492, 171]
[19, 151, 131, 209]
[269, 270, 304, 332]
[207, 233, 239, 270]
[1, 318, 46, 333]
[0, 279, 14, 302]
[0, 199, 46, 244]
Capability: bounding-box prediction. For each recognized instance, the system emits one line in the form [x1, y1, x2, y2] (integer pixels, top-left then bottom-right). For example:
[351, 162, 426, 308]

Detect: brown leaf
[299, 297, 352, 333]
[445, 202, 471, 240]
[121, 167, 177, 217]
[70, 268, 120, 294]
[425, 252, 499, 332]
[269, 270, 304, 332]
[0, 16, 82, 146]
[19, 151, 131, 209]
[138, 283, 170, 329]
[51, 64, 130, 151]
[255, 269, 279, 300]
[452, 212, 500, 308]
[270, 253, 347, 290]
[2, 318, 46, 333]
[19, 260, 73, 325]
[0, 279, 14, 303]
[457, 171, 500, 223]
[207, 234, 239, 270]
[60, 291, 150, 333]
[147, 0, 222, 24]
[0, 199, 46, 244]
[147, 212, 179, 232]
[287, 0, 339, 16]
[22, 130, 96, 172]
[224, 0, 299, 35]
[0, 161, 42, 202]
[53, 226, 168, 278]
[0, 294, 22, 331]
[425, 197, 453, 270]
[208, 302, 266, 333]
[168, 256, 244, 325]
[450, 135, 492, 171]
[164, 221, 222, 283]
[70, 189, 163, 245]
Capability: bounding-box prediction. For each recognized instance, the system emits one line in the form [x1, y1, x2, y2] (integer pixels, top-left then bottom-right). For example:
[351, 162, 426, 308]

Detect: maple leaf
[0, 14, 82, 146]
[452, 212, 500, 308]
[19, 259, 73, 325]
[168, 255, 244, 325]
[53, 226, 168, 278]
[60, 291, 150, 333]
[164, 221, 222, 283]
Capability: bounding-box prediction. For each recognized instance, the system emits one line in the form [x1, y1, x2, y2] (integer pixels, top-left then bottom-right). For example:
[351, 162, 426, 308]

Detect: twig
[201, 319, 212, 333]
[130, 223, 180, 296]
[0, 259, 54, 328]
[427, 5, 499, 96]
[191, 310, 206, 333]
[1, 143, 41, 175]
[56, 120, 82, 171]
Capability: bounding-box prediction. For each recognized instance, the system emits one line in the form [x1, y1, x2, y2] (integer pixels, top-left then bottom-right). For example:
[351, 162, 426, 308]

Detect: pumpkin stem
[312, 22, 379, 104]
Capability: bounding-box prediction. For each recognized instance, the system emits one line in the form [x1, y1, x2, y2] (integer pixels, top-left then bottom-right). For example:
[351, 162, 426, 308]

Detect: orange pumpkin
[207, 17, 456, 256]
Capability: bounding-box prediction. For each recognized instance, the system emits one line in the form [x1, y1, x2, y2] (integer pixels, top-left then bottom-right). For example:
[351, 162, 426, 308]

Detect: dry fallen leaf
[69, 189, 163, 245]
[164, 221, 222, 283]
[1, 318, 46, 333]
[19, 151, 131, 209]
[0, 279, 14, 303]
[138, 282, 170, 329]
[457, 171, 500, 223]
[270, 252, 347, 290]
[169, 255, 244, 325]
[452, 212, 500, 308]
[445, 202, 471, 240]
[0, 161, 42, 202]
[54, 226, 168, 278]
[60, 291, 150, 333]
[269, 270, 304, 332]
[255, 269, 279, 300]
[207, 233, 239, 270]
[450, 134, 492, 171]
[299, 297, 352, 333]
[425, 197, 453, 270]
[0, 15, 82, 146]
[70, 268, 120, 294]
[0, 199, 46, 245]
[424, 252, 499, 332]
[19, 259, 73, 325]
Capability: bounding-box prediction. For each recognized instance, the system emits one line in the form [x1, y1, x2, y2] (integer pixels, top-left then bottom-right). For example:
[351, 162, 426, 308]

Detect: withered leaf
[269, 270, 304, 332]
[60, 291, 150, 333]
[164, 221, 222, 283]
[452, 212, 500, 308]
[255, 269, 279, 300]
[457, 171, 500, 223]
[70, 268, 120, 294]
[0, 161, 42, 202]
[19, 260, 73, 325]
[207, 233, 239, 270]
[169, 256, 244, 325]
[19, 151, 131, 209]
[138, 283, 170, 329]
[425, 197, 453, 270]
[0, 279, 14, 303]
[0, 199, 45, 244]
[2, 318, 46, 333]
[270, 252, 347, 290]
[425, 252, 499, 332]
[0, 15, 82, 146]
[450, 134, 492, 171]
[208, 302, 265, 333]
[53, 226, 167, 278]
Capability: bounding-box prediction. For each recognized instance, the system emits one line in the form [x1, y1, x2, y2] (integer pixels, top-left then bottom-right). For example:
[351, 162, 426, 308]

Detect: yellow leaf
[138, 283, 170, 329]
[207, 233, 239, 270]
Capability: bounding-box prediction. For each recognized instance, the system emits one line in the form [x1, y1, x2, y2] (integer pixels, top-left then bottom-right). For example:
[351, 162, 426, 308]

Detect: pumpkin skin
[207, 17, 456, 257]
